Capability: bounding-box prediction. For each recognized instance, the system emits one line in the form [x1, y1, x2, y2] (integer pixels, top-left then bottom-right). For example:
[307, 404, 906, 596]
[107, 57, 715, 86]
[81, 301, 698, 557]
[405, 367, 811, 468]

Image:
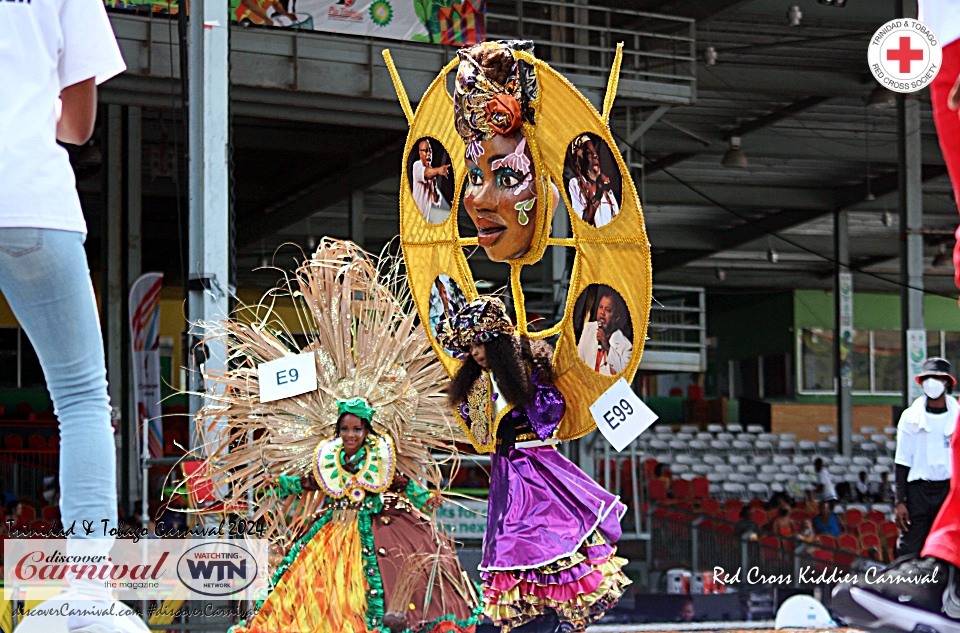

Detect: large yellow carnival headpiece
[384, 41, 652, 442]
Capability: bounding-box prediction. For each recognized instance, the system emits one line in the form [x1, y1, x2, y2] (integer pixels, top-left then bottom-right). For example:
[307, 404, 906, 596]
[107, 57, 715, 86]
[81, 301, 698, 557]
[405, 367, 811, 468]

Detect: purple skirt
[480, 445, 625, 571]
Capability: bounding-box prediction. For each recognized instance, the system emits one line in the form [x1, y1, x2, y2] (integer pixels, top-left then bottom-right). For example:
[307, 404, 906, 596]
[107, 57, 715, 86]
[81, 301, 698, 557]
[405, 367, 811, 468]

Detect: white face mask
[922, 377, 946, 400]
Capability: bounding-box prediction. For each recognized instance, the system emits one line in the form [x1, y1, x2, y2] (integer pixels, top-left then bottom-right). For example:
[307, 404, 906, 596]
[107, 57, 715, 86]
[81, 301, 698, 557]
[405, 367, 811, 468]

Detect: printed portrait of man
[577, 285, 632, 376]
[411, 138, 452, 223]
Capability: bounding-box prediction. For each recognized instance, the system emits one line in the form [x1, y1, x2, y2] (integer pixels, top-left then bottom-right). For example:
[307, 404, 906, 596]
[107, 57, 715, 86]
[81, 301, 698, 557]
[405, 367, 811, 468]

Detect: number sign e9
[257, 353, 318, 403]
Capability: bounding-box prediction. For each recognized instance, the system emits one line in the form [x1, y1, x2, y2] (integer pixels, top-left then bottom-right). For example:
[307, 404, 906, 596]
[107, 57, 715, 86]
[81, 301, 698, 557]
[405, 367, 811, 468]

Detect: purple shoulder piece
[524, 374, 565, 440]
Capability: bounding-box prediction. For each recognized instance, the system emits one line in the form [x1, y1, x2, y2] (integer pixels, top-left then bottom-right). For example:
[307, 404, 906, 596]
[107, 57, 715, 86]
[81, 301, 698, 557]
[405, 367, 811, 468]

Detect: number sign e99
[589, 378, 658, 452]
[602, 399, 634, 430]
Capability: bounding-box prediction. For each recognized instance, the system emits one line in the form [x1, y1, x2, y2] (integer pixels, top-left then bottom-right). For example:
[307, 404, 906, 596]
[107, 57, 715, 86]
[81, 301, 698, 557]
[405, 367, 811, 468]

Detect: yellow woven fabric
[383, 44, 653, 449]
[239, 520, 369, 633]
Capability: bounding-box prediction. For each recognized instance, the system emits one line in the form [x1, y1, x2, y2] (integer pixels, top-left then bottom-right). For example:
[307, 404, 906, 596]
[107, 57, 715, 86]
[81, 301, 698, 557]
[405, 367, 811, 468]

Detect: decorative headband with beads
[435, 296, 515, 359]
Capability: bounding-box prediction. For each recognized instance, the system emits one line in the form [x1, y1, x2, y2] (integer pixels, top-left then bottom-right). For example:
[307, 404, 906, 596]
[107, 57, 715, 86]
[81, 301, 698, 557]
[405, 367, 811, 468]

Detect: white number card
[589, 378, 658, 452]
[257, 353, 318, 403]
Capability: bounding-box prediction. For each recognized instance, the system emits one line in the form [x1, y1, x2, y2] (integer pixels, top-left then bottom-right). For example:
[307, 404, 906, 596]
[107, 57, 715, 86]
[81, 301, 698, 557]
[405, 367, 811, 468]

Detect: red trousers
[922, 39, 960, 568]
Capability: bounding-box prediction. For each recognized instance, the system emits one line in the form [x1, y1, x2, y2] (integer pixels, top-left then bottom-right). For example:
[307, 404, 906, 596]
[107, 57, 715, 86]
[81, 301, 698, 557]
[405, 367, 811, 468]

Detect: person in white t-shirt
[833, 356, 960, 633]
[1, 0, 148, 630]
[812, 457, 837, 503]
[411, 139, 451, 223]
[890, 358, 957, 555]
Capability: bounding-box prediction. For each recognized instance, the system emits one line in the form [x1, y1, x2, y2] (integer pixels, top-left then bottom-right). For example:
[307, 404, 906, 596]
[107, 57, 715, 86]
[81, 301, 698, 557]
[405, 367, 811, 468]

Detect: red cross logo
[887, 36, 924, 73]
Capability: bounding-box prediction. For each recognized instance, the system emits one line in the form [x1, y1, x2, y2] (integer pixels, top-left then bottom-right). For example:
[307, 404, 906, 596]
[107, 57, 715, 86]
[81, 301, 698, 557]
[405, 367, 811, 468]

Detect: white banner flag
[129, 273, 164, 459]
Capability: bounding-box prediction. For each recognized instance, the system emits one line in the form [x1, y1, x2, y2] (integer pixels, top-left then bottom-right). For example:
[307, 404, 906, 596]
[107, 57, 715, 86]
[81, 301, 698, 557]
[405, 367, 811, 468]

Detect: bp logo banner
[105, 0, 485, 45]
[297, 0, 485, 43]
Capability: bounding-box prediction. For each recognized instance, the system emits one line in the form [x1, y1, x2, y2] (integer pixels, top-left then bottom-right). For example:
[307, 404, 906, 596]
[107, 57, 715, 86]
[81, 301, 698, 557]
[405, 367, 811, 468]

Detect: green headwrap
[336, 397, 376, 422]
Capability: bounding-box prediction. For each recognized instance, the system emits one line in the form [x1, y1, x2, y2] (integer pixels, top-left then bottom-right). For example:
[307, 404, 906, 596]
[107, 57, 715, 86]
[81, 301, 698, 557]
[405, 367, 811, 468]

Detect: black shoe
[832, 556, 960, 633]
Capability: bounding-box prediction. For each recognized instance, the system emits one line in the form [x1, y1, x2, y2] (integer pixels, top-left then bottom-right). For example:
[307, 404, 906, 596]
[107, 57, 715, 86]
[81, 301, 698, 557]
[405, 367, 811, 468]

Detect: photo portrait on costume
[454, 41, 558, 263]
[573, 284, 633, 376]
[428, 274, 467, 355]
[406, 136, 454, 224]
[564, 132, 622, 228]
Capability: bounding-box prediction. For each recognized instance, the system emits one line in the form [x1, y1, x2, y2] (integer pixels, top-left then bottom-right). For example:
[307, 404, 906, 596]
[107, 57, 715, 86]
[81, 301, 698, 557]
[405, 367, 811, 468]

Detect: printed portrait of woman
[454, 42, 558, 263]
[564, 133, 622, 228]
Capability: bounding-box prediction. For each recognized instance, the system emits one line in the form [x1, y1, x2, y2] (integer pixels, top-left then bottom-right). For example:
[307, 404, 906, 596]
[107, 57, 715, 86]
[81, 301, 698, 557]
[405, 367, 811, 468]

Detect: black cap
[916, 357, 956, 387]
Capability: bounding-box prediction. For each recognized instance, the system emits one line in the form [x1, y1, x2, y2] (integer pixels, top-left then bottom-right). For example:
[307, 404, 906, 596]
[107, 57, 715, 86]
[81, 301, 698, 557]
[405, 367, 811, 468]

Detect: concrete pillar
[898, 94, 924, 409]
[104, 105, 124, 505]
[187, 0, 231, 458]
[124, 107, 142, 512]
[835, 210, 853, 457]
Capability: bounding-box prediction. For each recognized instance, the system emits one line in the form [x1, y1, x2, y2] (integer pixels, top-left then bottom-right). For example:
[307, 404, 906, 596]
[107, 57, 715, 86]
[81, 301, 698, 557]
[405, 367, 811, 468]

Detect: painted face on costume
[470, 342, 489, 369]
[337, 413, 369, 457]
[464, 132, 537, 262]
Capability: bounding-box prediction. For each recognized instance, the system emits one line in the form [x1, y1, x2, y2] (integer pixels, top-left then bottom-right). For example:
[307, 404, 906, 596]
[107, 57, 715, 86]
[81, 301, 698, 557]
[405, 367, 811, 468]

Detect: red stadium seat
[643, 458, 659, 479]
[18, 505, 36, 524]
[834, 550, 857, 568]
[817, 534, 838, 549]
[699, 498, 720, 515]
[648, 478, 668, 501]
[673, 478, 692, 500]
[861, 533, 882, 550]
[5, 435, 23, 450]
[692, 476, 710, 499]
[858, 521, 879, 537]
[844, 508, 863, 530]
[839, 533, 859, 551]
[866, 510, 886, 524]
[812, 547, 834, 574]
[880, 521, 899, 539]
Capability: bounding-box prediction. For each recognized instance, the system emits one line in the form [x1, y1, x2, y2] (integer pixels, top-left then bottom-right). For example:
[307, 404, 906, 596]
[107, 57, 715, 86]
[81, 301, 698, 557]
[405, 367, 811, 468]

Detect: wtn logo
[176, 542, 260, 597]
[185, 559, 247, 581]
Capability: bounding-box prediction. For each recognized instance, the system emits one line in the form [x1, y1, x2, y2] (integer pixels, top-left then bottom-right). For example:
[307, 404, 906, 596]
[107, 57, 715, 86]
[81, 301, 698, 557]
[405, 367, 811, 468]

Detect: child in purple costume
[438, 297, 630, 633]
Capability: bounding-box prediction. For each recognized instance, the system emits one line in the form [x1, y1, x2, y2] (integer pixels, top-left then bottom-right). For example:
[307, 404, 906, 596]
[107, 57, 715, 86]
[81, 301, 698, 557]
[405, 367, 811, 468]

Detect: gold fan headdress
[383, 41, 652, 449]
[190, 239, 464, 545]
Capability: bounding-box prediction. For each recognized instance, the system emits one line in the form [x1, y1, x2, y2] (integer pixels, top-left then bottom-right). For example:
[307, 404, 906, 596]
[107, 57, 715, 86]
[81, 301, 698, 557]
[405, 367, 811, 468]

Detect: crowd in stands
[645, 451, 900, 566]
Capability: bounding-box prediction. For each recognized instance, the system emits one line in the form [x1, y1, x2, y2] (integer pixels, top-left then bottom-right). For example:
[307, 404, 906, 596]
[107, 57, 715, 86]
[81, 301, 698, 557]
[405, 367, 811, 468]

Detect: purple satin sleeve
[523, 380, 565, 441]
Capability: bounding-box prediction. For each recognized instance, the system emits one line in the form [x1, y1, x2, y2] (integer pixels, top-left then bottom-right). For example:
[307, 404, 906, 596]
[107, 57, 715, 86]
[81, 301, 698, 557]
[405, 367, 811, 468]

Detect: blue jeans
[0, 228, 116, 538]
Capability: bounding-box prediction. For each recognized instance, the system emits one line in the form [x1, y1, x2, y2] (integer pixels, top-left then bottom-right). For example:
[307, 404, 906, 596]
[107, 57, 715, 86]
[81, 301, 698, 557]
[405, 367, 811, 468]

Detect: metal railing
[641, 285, 707, 372]
[648, 505, 884, 600]
[587, 433, 649, 539]
[487, 0, 696, 94]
